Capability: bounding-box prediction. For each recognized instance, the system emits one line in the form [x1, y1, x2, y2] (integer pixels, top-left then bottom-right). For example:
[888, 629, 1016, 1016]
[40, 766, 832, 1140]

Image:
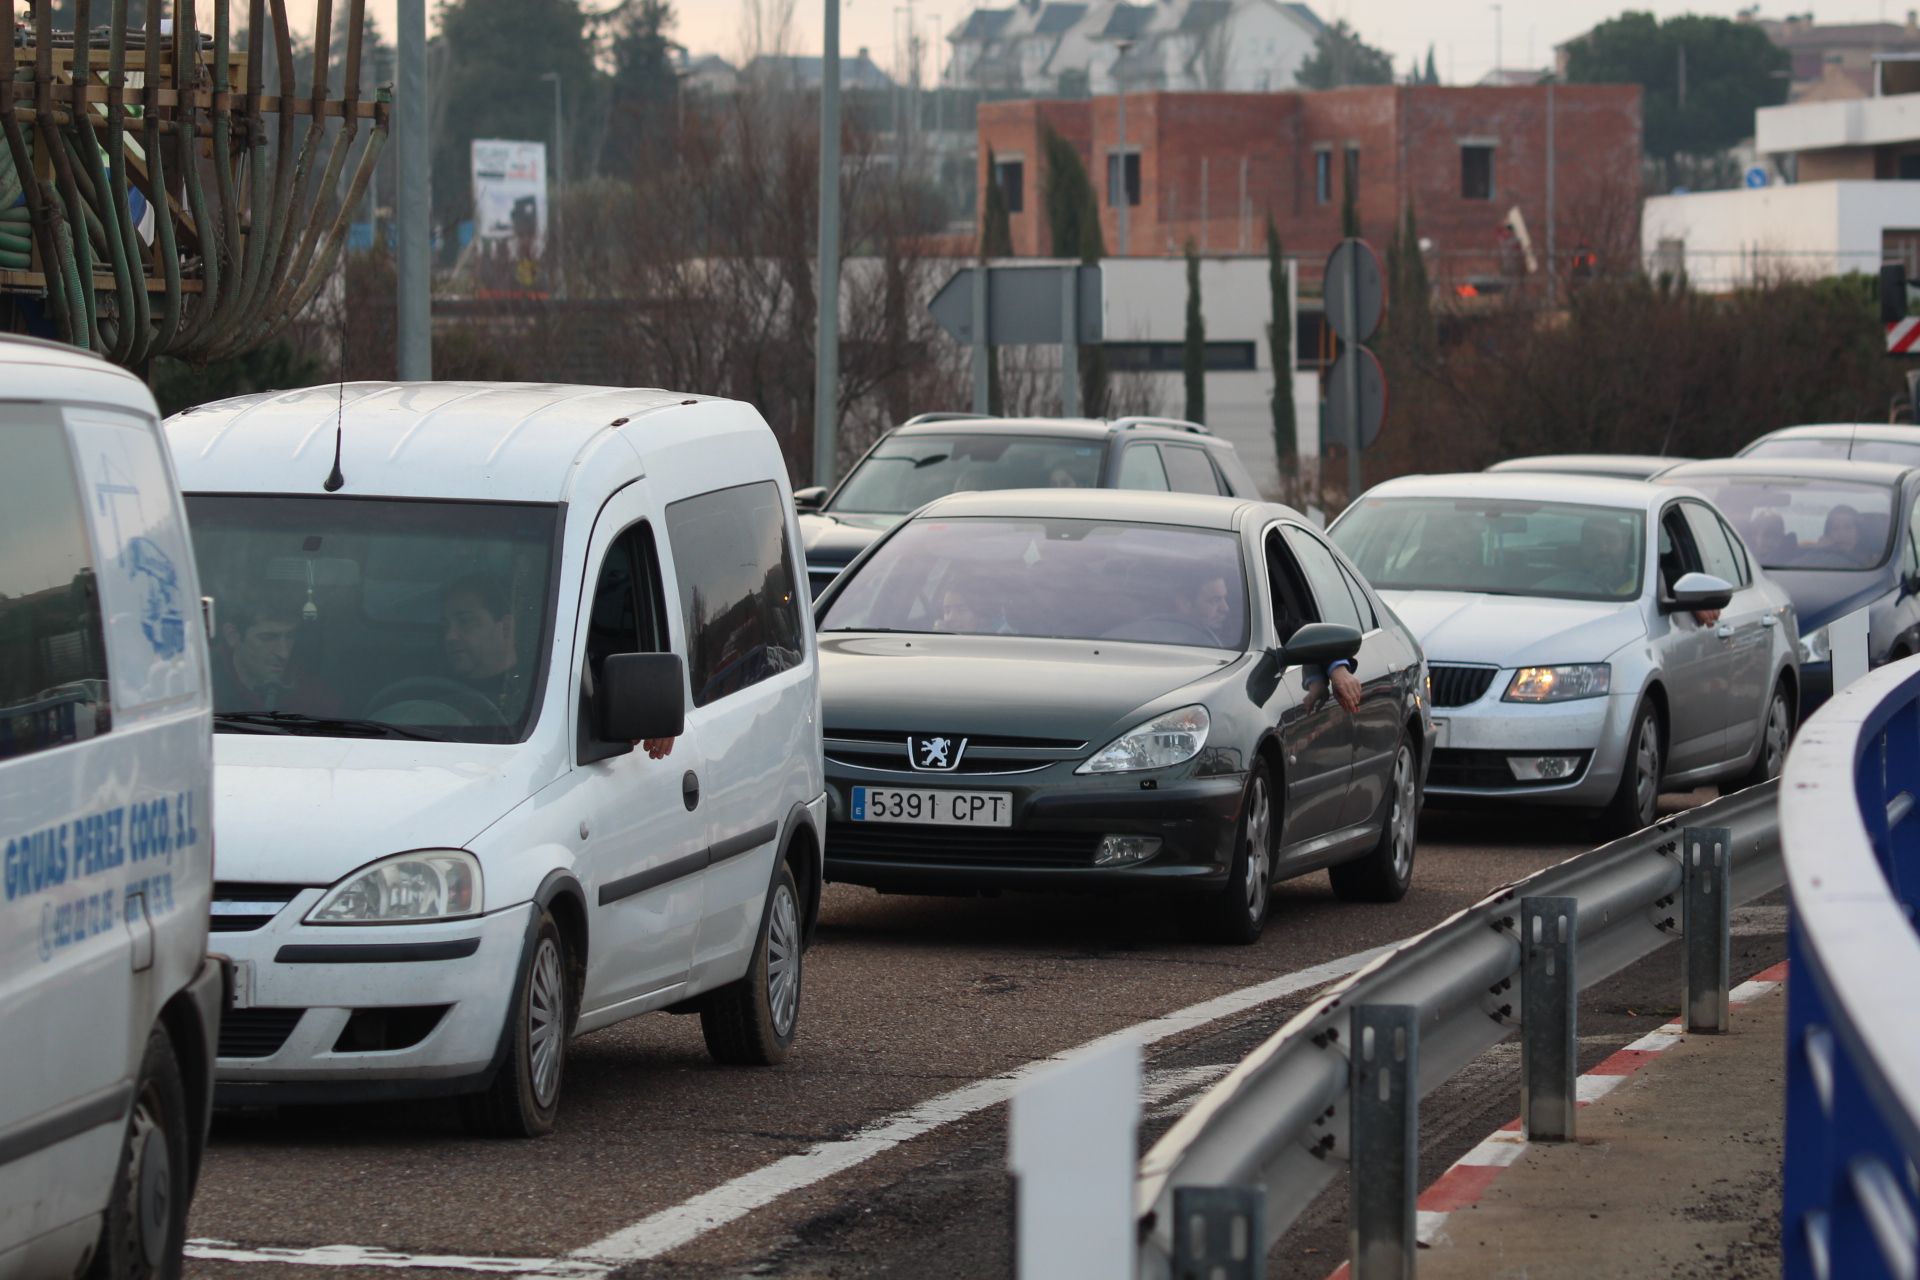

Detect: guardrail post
[1683, 825, 1732, 1034]
[1521, 896, 1578, 1141]
[1172, 1187, 1264, 1280]
[1350, 1004, 1418, 1280]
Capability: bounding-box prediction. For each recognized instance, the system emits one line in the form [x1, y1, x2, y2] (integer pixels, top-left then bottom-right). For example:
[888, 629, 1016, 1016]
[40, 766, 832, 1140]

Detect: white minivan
[165, 382, 825, 1136]
[0, 336, 223, 1278]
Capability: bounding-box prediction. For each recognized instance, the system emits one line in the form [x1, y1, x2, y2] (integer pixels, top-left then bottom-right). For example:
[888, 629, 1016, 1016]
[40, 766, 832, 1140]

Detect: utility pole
[540, 71, 566, 300]
[395, 0, 430, 378]
[813, 1, 843, 488]
[1491, 4, 1502, 82]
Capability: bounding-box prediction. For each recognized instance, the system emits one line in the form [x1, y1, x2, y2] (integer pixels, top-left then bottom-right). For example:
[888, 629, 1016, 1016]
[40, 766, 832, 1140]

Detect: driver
[1577, 518, 1636, 595]
[1172, 574, 1234, 643]
[443, 574, 530, 720]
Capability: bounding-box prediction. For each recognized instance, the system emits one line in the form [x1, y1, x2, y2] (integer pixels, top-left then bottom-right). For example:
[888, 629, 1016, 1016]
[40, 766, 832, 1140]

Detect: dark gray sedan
[812, 489, 1431, 943]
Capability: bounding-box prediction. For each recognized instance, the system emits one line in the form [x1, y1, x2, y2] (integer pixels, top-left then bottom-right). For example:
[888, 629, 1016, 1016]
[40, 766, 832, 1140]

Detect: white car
[1330, 473, 1800, 833]
[166, 382, 826, 1136]
[0, 336, 223, 1278]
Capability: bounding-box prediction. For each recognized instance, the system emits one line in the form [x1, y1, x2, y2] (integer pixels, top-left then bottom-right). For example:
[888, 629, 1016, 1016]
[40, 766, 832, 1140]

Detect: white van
[0, 336, 222, 1278]
[165, 382, 825, 1136]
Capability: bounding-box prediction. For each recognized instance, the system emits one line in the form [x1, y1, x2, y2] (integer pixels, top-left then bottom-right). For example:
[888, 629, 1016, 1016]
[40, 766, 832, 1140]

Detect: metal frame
[1112, 416, 1211, 436]
[1135, 782, 1785, 1278]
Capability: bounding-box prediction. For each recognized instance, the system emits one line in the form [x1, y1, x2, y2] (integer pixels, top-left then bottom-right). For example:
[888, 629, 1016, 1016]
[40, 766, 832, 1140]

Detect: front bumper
[822, 767, 1247, 894]
[1423, 687, 1635, 808]
[212, 895, 534, 1105]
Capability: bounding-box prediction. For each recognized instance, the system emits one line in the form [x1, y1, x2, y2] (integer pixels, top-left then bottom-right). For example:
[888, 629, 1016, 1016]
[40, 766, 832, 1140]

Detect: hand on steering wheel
[364, 676, 509, 728]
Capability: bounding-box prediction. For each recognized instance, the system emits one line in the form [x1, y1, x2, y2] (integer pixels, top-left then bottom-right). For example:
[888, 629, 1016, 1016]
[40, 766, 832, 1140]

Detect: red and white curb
[1325, 961, 1789, 1278]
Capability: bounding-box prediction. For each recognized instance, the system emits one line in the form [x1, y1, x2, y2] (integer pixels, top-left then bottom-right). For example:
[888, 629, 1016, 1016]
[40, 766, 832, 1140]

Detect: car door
[1681, 501, 1771, 765]
[1263, 526, 1356, 854]
[572, 496, 706, 1014]
[1653, 503, 1726, 773]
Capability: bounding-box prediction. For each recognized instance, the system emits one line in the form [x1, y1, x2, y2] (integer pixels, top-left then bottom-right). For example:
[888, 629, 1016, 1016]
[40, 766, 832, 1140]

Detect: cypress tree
[1184, 239, 1206, 425]
[1041, 125, 1108, 415]
[1424, 46, 1439, 85]
[981, 149, 1015, 415]
[1340, 148, 1360, 239]
[1267, 216, 1296, 483]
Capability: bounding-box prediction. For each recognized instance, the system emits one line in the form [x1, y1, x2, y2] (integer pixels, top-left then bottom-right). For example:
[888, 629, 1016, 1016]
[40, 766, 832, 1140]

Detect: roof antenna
[323, 330, 347, 491]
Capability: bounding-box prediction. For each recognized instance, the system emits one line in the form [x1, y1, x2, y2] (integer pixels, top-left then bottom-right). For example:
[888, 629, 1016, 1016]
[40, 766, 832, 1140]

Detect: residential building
[1642, 54, 1920, 289]
[742, 49, 895, 93]
[1751, 13, 1920, 102]
[947, 0, 1325, 97]
[978, 84, 1643, 290]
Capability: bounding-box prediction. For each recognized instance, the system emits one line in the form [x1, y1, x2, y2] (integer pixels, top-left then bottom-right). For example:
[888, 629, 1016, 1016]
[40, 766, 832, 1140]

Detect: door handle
[681, 770, 700, 812]
[1761, 615, 1779, 628]
[1716, 624, 1736, 639]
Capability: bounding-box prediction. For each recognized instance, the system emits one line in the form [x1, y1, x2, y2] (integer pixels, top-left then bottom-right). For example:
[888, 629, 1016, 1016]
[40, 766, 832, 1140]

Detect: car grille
[828, 822, 1099, 869]
[210, 882, 303, 933]
[1428, 749, 1590, 790]
[825, 729, 1086, 776]
[218, 1007, 306, 1059]
[1428, 665, 1499, 708]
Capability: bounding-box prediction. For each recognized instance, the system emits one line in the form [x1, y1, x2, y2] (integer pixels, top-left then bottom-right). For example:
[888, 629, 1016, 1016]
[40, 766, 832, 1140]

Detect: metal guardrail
[1780, 655, 1920, 1280]
[1134, 782, 1786, 1278]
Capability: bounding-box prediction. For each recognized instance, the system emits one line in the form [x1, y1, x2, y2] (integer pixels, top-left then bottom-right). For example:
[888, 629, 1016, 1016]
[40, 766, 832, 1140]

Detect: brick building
[978, 84, 1642, 288]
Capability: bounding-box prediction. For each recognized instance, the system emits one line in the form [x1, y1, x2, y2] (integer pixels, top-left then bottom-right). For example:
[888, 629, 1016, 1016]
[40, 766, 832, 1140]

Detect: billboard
[470, 139, 547, 254]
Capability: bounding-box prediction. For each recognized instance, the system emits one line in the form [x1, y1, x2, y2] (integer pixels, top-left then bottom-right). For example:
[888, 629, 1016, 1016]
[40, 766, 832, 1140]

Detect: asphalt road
[182, 788, 1782, 1280]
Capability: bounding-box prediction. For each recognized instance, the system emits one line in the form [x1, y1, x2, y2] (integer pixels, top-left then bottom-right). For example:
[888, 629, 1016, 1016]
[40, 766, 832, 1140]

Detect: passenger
[1047, 465, 1081, 488]
[212, 586, 328, 714]
[1748, 511, 1793, 565]
[933, 578, 1007, 634]
[1817, 505, 1861, 556]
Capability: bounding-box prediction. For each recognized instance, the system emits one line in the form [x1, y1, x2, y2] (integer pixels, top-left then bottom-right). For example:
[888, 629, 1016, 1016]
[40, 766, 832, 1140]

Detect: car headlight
[1798, 626, 1831, 665]
[306, 850, 483, 924]
[1503, 664, 1611, 703]
[1077, 705, 1211, 775]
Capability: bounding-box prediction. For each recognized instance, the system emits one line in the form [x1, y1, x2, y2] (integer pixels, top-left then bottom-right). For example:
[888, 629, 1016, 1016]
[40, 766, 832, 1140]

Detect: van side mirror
[1278, 622, 1363, 669]
[793, 486, 828, 513]
[600, 653, 686, 743]
[1662, 572, 1734, 614]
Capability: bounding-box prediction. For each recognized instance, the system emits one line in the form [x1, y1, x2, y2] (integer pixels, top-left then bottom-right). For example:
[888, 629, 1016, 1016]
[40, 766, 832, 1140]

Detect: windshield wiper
[213, 712, 446, 741]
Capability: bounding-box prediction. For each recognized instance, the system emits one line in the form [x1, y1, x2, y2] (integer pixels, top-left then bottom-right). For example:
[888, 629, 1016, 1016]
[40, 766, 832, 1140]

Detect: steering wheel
[1101, 616, 1221, 646]
[364, 676, 508, 729]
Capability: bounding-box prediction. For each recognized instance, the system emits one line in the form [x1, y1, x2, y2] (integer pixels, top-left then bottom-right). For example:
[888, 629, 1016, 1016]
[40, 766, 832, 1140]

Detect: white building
[1642, 57, 1920, 290]
[947, 1, 1325, 97]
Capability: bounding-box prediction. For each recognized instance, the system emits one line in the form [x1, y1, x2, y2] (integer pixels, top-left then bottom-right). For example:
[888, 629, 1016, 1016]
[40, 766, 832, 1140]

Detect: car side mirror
[600, 653, 686, 743]
[1663, 571, 1734, 614]
[793, 486, 827, 513]
[201, 595, 217, 642]
[1279, 622, 1363, 669]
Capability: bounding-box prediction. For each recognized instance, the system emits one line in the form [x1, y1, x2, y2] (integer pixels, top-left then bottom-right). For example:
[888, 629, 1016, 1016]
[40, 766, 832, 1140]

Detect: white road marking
[1576, 1073, 1627, 1103]
[1142, 1063, 1236, 1119]
[1456, 1133, 1528, 1168]
[182, 1242, 607, 1275]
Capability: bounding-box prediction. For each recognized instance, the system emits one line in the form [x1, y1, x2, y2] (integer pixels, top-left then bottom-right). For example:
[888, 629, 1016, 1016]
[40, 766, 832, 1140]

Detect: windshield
[1333, 497, 1645, 602]
[819, 517, 1250, 650]
[828, 434, 1104, 515]
[1744, 436, 1920, 467]
[1674, 475, 1896, 572]
[186, 495, 560, 742]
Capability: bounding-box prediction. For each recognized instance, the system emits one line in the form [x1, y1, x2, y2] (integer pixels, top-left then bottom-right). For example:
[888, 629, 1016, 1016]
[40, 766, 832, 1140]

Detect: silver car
[1330, 474, 1800, 833]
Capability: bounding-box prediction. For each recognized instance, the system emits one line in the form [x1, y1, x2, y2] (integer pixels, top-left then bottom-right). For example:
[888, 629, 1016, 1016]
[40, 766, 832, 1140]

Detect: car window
[1163, 445, 1224, 495]
[1716, 514, 1752, 586]
[829, 433, 1104, 514]
[1281, 527, 1363, 633]
[1903, 492, 1920, 578]
[665, 481, 806, 708]
[0, 416, 112, 759]
[1671, 474, 1897, 572]
[1333, 497, 1645, 603]
[1681, 502, 1742, 586]
[1742, 438, 1851, 461]
[1116, 444, 1170, 491]
[1658, 506, 1701, 597]
[583, 524, 668, 680]
[1338, 560, 1378, 630]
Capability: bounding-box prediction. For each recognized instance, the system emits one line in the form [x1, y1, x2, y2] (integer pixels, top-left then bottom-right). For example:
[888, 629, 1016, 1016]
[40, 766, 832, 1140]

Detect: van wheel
[702, 862, 803, 1066]
[87, 1029, 190, 1280]
[461, 911, 568, 1138]
[1188, 762, 1276, 945]
[1331, 737, 1419, 903]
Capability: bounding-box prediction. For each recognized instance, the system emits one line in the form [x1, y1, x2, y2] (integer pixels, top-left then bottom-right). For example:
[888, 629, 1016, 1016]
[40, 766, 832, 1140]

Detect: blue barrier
[1780, 655, 1920, 1280]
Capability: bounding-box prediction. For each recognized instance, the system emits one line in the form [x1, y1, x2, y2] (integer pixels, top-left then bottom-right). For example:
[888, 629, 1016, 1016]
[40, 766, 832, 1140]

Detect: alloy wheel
[527, 937, 564, 1109]
[1243, 774, 1273, 924]
[1763, 692, 1790, 778]
[1634, 717, 1661, 827]
[1389, 745, 1417, 880]
[767, 884, 802, 1038]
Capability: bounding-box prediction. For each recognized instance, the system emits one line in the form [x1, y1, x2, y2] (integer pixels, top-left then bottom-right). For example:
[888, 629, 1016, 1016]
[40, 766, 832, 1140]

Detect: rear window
[829, 434, 1103, 515]
[1673, 475, 1897, 572]
[1745, 435, 1920, 467]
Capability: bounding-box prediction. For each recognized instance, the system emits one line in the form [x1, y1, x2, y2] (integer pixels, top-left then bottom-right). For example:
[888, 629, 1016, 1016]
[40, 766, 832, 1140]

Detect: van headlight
[1798, 626, 1831, 665]
[306, 850, 483, 924]
[1504, 664, 1611, 703]
[1077, 706, 1211, 774]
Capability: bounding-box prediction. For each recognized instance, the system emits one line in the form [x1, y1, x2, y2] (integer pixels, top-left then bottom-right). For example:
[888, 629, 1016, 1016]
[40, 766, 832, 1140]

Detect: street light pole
[813, 1, 843, 488]
[1491, 4, 1502, 82]
[395, 0, 430, 378]
[540, 71, 566, 300]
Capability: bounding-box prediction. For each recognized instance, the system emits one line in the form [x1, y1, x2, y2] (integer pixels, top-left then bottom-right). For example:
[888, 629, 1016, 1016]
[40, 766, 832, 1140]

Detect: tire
[460, 911, 569, 1138]
[1188, 762, 1277, 945]
[1330, 736, 1420, 903]
[86, 1028, 191, 1280]
[1600, 704, 1663, 837]
[702, 861, 804, 1066]
[1736, 680, 1793, 788]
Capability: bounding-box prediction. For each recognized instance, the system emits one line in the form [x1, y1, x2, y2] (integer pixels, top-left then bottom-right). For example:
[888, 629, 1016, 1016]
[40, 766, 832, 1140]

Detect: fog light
[1508, 755, 1582, 781]
[1094, 835, 1162, 867]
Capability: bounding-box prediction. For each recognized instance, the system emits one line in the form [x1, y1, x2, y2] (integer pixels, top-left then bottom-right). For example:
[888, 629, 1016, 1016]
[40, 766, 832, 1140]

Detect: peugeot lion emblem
[907, 734, 966, 772]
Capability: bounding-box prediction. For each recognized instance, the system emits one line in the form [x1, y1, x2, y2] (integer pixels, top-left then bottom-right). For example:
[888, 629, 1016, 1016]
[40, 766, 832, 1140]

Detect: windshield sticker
[1023, 538, 1042, 567]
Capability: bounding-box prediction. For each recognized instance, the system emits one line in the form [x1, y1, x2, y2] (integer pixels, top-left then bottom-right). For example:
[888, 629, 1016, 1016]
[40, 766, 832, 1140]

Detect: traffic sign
[1888, 317, 1920, 354]
[1744, 166, 1769, 189]
[927, 262, 1103, 346]
[1326, 347, 1388, 452]
[1323, 240, 1384, 344]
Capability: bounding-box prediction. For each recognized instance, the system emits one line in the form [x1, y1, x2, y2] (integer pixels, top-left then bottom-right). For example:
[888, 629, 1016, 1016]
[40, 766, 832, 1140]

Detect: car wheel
[702, 860, 803, 1065]
[1600, 704, 1662, 837]
[86, 1028, 191, 1280]
[1329, 737, 1419, 903]
[1737, 681, 1793, 788]
[460, 911, 568, 1138]
[1189, 762, 1276, 945]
